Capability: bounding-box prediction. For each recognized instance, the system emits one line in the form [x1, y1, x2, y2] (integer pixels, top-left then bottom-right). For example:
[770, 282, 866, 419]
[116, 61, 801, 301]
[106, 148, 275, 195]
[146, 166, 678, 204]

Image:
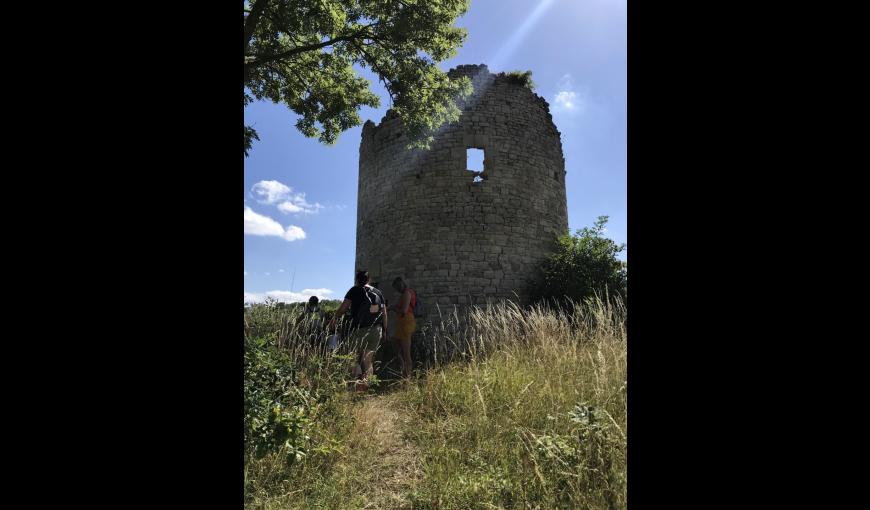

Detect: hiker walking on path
[301, 295, 324, 344]
[327, 271, 388, 389]
[388, 277, 416, 380]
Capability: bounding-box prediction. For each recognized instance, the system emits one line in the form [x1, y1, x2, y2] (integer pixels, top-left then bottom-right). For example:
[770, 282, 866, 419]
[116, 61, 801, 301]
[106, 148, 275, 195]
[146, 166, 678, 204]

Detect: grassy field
[244, 298, 626, 509]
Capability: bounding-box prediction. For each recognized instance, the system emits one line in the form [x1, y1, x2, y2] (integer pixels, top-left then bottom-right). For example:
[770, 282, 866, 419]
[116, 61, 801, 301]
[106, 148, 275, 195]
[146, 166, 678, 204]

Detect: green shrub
[532, 216, 626, 307]
[243, 336, 312, 465]
[243, 300, 353, 467]
[503, 70, 535, 90]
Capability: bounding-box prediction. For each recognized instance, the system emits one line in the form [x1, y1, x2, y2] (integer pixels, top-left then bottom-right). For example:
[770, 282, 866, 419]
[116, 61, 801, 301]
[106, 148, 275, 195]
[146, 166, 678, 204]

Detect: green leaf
[244, 0, 471, 155]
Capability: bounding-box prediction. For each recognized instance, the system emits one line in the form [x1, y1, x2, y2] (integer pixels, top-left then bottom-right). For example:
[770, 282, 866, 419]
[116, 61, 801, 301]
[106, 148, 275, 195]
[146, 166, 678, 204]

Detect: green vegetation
[243, 0, 474, 155]
[503, 70, 536, 90]
[244, 297, 626, 509]
[531, 216, 627, 307]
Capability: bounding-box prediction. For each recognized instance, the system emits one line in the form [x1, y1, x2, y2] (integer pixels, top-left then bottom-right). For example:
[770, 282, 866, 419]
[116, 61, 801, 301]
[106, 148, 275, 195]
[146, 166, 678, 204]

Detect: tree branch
[350, 41, 396, 103]
[245, 23, 378, 72]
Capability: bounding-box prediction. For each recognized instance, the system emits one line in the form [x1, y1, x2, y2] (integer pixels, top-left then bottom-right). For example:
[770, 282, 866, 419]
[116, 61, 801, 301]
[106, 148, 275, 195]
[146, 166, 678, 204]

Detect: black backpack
[355, 285, 385, 328]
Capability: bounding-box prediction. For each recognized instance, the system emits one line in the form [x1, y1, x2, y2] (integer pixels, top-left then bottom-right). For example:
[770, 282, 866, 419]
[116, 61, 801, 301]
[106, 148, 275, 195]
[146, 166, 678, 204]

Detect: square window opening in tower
[467, 148, 485, 183]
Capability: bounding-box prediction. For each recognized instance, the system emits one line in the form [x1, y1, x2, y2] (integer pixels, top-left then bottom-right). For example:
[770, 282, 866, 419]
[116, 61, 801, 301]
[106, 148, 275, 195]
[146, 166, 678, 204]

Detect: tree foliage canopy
[244, 0, 474, 156]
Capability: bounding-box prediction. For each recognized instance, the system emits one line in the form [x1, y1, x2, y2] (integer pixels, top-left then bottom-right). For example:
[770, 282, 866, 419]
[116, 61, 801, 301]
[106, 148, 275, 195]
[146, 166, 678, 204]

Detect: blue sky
[244, 0, 626, 304]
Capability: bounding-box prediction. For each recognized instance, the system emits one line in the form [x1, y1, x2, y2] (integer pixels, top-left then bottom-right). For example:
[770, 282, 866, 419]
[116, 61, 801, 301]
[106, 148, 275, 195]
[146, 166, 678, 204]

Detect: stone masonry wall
[355, 64, 568, 327]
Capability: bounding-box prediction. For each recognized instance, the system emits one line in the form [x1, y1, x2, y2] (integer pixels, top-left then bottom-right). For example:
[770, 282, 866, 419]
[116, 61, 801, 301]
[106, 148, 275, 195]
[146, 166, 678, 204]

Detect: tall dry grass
[243, 300, 378, 390]
[400, 297, 626, 509]
[245, 297, 627, 509]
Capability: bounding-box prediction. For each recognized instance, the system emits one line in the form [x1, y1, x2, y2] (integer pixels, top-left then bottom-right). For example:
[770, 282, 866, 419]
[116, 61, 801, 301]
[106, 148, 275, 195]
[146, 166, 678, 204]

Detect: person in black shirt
[327, 270, 388, 389]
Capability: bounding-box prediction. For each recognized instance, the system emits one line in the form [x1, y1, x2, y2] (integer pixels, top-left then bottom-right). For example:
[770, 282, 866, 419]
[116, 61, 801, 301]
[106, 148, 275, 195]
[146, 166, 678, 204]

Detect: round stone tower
[355, 64, 568, 324]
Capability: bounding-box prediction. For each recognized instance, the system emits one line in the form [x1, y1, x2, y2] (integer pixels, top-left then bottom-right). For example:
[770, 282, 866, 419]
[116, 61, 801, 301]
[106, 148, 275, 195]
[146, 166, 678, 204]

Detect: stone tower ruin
[355, 64, 568, 325]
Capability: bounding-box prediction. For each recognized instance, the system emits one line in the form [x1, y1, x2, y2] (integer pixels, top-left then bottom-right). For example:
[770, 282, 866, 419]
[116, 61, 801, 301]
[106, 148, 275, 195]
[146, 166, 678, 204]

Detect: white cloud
[282, 225, 306, 241]
[265, 272, 270, 276]
[244, 206, 284, 236]
[244, 271, 248, 276]
[552, 74, 586, 115]
[244, 206, 307, 242]
[251, 180, 292, 204]
[244, 288, 334, 304]
[278, 201, 303, 213]
[251, 180, 323, 215]
[278, 269, 285, 273]
[278, 193, 323, 215]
